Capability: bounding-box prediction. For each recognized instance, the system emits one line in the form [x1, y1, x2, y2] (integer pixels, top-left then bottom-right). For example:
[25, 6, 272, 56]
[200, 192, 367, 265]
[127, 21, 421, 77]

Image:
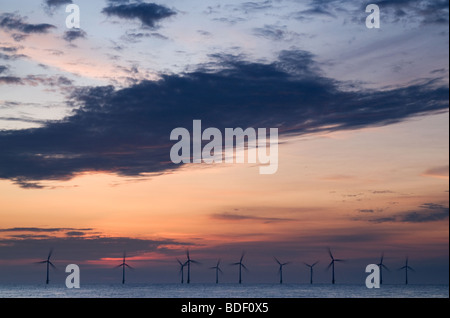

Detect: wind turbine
[274, 257, 290, 284]
[209, 259, 223, 284]
[116, 252, 133, 284]
[185, 249, 200, 284]
[377, 253, 389, 285]
[177, 258, 187, 284]
[399, 257, 414, 285]
[35, 249, 56, 285]
[327, 248, 345, 284]
[304, 261, 319, 284]
[231, 252, 248, 284]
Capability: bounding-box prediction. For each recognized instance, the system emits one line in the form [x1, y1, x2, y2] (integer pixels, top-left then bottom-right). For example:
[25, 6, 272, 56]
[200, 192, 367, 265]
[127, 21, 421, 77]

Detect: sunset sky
[0, 0, 448, 285]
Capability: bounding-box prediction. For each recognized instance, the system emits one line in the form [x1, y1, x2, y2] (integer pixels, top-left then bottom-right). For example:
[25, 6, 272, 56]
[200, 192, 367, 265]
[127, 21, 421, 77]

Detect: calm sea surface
[0, 284, 448, 298]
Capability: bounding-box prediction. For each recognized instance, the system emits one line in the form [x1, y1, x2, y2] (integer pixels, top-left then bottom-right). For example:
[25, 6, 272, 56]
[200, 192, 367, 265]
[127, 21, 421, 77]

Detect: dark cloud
[0, 13, 56, 34]
[0, 227, 93, 233]
[0, 65, 8, 74]
[358, 209, 375, 213]
[11, 33, 28, 42]
[401, 203, 449, 223]
[44, 0, 72, 8]
[368, 203, 449, 223]
[297, 0, 449, 25]
[0, 232, 190, 262]
[63, 29, 87, 43]
[0, 52, 28, 61]
[373, 0, 449, 25]
[102, 3, 177, 28]
[0, 74, 73, 87]
[65, 231, 87, 237]
[0, 46, 20, 53]
[0, 76, 23, 85]
[211, 213, 295, 224]
[0, 50, 448, 187]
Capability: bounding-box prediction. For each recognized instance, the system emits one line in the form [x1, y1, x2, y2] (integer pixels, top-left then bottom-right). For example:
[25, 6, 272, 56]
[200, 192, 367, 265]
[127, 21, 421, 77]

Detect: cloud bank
[0, 50, 448, 188]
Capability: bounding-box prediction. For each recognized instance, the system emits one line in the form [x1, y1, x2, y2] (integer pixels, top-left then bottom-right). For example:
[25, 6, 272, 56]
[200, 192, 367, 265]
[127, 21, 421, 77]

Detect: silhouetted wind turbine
[399, 257, 414, 285]
[209, 259, 223, 284]
[185, 249, 200, 284]
[231, 252, 248, 284]
[274, 257, 290, 284]
[177, 259, 187, 283]
[304, 261, 319, 284]
[116, 252, 133, 284]
[35, 249, 55, 285]
[377, 253, 389, 285]
[327, 249, 345, 284]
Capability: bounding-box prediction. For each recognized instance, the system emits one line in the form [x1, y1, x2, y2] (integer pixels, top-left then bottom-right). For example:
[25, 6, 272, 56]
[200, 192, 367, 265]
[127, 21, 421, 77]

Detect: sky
[0, 0, 448, 286]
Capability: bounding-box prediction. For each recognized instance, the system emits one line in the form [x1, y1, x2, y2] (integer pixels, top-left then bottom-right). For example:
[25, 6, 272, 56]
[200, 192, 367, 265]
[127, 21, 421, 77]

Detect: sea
[0, 283, 448, 298]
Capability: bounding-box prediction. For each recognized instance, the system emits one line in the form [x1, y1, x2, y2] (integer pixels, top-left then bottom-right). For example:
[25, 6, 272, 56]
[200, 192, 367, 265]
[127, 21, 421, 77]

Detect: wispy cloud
[368, 203, 449, 223]
[211, 212, 295, 224]
[0, 13, 56, 34]
[63, 29, 87, 43]
[0, 227, 93, 233]
[422, 165, 449, 180]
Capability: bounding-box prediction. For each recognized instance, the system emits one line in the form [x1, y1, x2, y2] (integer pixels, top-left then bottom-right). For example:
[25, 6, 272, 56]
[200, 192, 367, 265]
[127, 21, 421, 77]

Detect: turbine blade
[49, 261, 56, 269]
[328, 248, 334, 260]
[242, 263, 249, 271]
[326, 261, 333, 271]
[312, 261, 319, 267]
[218, 268, 224, 274]
[408, 266, 415, 272]
[34, 261, 47, 264]
[240, 252, 245, 262]
[303, 262, 311, 267]
[381, 264, 390, 271]
[274, 257, 281, 265]
[125, 264, 134, 270]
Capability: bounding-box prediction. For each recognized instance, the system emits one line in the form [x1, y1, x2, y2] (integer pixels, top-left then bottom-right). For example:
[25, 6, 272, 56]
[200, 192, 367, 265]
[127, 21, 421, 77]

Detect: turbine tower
[209, 259, 223, 284]
[231, 252, 248, 284]
[274, 257, 290, 284]
[177, 258, 187, 284]
[377, 253, 389, 285]
[185, 249, 200, 284]
[116, 252, 133, 284]
[36, 249, 55, 285]
[399, 257, 414, 285]
[327, 248, 345, 284]
[304, 261, 319, 284]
